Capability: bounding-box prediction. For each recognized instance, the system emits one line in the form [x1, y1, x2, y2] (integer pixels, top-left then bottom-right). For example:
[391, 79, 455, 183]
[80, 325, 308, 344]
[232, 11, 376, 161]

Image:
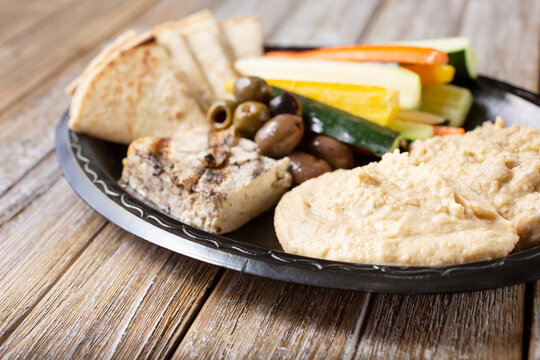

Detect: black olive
[269, 92, 303, 116]
[255, 114, 304, 157]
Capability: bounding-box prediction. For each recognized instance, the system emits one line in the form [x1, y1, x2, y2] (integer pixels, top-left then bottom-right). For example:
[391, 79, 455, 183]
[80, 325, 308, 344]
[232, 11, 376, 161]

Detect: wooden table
[1, 0, 539, 358]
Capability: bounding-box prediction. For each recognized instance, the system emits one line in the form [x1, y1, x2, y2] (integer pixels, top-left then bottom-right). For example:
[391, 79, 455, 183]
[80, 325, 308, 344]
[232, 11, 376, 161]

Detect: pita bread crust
[69, 41, 207, 144]
[174, 10, 238, 100]
[219, 17, 264, 58]
[157, 29, 215, 110]
[65, 29, 139, 95]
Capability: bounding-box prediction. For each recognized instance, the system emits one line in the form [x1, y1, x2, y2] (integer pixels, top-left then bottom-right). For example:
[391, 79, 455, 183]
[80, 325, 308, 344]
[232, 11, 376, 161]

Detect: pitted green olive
[233, 76, 272, 103]
[207, 100, 236, 130]
[233, 101, 270, 138]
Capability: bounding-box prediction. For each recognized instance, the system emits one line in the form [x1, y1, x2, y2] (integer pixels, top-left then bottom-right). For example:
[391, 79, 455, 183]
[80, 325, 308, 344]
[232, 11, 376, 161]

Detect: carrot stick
[265, 45, 449, 65]
[433, 126, 465, 136]
[401, 64, 455, 85]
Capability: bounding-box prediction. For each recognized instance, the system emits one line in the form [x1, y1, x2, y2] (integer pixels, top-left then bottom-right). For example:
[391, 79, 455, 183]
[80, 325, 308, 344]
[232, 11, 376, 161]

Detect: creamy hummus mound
[274, 152, 518, 266]
[410, 118, 540, 250]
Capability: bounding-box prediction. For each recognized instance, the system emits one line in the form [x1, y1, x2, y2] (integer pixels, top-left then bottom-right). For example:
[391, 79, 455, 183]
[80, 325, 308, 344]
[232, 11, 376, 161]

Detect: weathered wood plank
[0, 178, 106, 342]
[355, 288, 523, 359]
[0, 74, 71, 196]
[459, 0, 540, 92]
[211, 0, 302, 38]
[0, 151, 60, 227]
[363, 0, 467, 42]
[0, 0, 160, 114]
[0, 0, 79, 46]
[529, 282, 540, 359]
[172, 271, 369, 359]
[0, 223, 221, 358]
[266, 0, 380, 46]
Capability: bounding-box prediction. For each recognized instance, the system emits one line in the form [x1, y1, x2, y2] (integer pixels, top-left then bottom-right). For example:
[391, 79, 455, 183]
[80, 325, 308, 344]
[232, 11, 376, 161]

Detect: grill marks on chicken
[121, 127, 292, 234]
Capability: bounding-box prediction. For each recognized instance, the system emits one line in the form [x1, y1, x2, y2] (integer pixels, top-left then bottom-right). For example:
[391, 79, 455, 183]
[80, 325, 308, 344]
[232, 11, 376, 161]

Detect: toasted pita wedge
[65, 29, 139, 95]
[175, 10, 238, 100]
[219, 17, 264, 58]
[156, 29, 215, 110]
[69, 40, 207, 144]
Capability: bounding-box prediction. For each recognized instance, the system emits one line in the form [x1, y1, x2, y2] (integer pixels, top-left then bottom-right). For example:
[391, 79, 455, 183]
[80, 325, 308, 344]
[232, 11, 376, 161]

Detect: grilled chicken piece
[120, 127, 292, 234]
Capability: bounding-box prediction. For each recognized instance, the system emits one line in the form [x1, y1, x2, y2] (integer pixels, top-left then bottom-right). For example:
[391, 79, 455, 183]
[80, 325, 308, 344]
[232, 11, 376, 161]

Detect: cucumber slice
[388, 118, 434, 140]
[420, 84, 473, 127]
[272, 87, 400, 157]
[396, 37, 478, 82]
[396, 110, 445, 125]
[236, 57, 422, 109]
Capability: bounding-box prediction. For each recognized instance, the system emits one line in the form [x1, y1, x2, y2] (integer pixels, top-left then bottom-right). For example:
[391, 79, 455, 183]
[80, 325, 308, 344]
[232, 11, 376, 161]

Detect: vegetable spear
[265, 45, 449, 65]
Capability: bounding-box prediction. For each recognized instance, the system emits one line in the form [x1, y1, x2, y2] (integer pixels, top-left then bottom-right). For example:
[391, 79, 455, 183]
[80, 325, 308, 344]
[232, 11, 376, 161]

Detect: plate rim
[55, 75, 540, 294]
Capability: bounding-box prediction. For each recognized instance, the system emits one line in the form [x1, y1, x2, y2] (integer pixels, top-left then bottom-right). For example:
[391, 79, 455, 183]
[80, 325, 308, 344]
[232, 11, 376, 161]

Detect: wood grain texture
[267, 0, 380, 46]
[0, 0, 537, 358]
[0, 0, 79, 46]
[356, 288, 523, 359]
[0, 223, 220, 358]
[459, 0, 540, 92]
[173, 271, 370, 359]
[363, 0, 467, 42]
[0, 73, 71, 196]
[0, 152, 60, 227]
[0, 0, 158, 114]
[0, 178, 106, 342]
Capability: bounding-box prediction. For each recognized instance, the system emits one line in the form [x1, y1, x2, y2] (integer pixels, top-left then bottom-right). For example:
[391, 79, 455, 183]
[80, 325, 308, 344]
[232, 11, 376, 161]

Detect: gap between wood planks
[353, 0, 387, 43]
[0, 220, 109, 346]
[0, 0, 160, 118]
[523, 282, 534, 360]
[0, 149, 56, 207]
[160, 268, 225, 360]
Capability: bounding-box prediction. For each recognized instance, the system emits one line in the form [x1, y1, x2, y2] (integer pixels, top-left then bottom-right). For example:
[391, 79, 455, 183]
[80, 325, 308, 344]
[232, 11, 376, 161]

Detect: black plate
[56, 63, 540, 294]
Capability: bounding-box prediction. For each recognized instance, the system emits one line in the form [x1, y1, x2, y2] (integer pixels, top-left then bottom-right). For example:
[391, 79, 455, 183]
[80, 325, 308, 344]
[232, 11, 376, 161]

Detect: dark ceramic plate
[56, 47, 540, 294]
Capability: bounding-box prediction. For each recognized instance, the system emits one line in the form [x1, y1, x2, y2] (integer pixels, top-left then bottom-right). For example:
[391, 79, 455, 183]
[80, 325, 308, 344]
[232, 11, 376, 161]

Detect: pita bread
[69, 40, 207, 144]
[156, 29, 215, 110]
[175, 10, 238, 100]
[219, 17, 264, 58]
[65, 29, 139, 95]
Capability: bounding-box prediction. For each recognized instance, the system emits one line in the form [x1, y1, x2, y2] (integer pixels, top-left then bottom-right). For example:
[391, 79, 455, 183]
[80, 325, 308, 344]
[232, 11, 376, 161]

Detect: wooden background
[0, 0, 539, 358]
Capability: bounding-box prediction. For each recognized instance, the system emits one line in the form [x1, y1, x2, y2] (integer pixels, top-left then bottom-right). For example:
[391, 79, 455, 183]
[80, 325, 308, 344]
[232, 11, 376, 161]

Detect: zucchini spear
[272, 87, 400, 157]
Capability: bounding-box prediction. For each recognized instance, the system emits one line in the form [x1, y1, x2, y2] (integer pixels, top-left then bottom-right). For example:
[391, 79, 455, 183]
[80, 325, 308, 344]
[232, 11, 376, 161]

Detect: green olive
[233, 76, 272, 103]
[233, 101, 270, 138]
[207, 100, 236, 130]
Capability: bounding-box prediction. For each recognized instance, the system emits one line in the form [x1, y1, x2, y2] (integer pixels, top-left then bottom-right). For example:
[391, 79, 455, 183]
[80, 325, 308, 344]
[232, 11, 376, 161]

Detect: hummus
[274, 152, 518, 266]
[410, 118, 540, 250]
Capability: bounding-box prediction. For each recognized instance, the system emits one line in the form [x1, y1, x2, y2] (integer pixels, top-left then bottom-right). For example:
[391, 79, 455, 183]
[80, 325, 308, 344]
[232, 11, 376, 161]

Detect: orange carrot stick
[265, 45, 449, 65]
[433, 126, 465, 136]
[401, 64, 455, 85]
